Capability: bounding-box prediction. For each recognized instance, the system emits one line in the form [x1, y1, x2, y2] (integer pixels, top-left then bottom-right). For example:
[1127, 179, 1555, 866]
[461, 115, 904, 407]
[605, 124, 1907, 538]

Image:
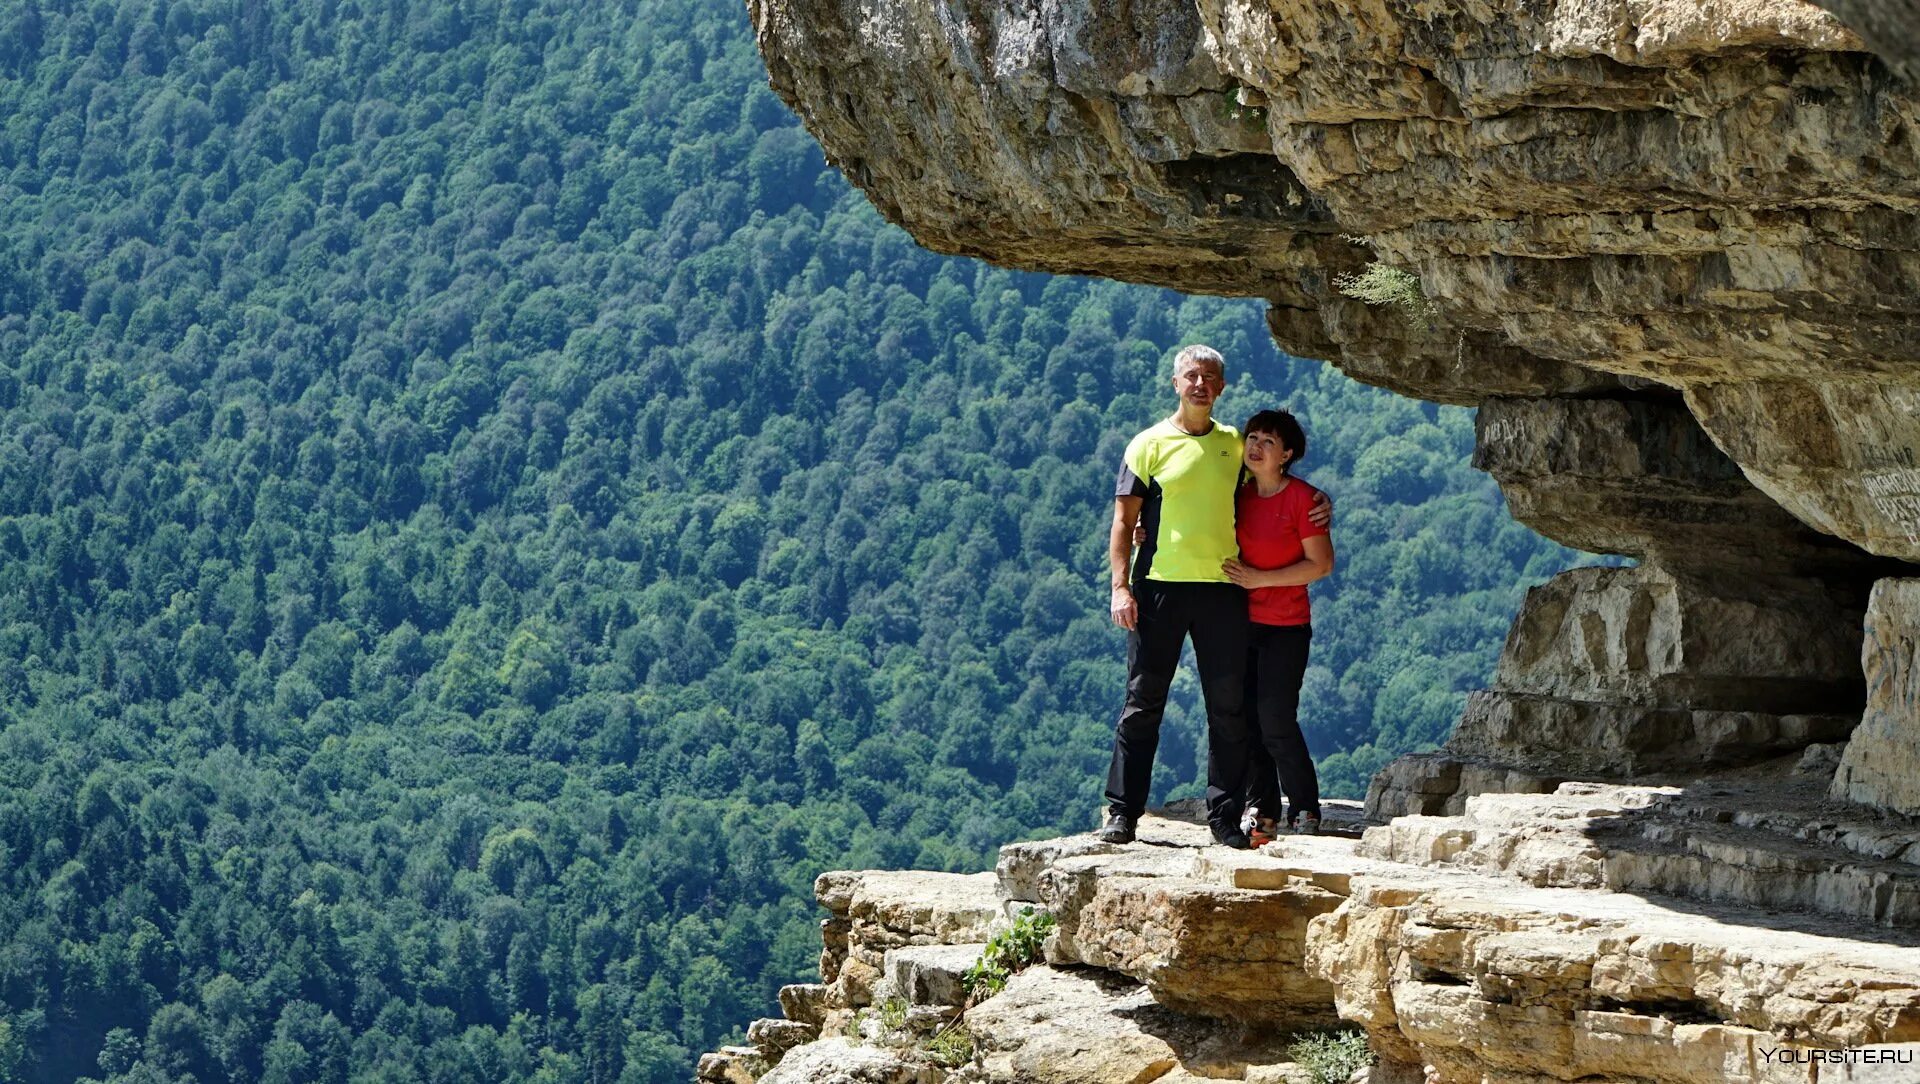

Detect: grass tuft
[1288, 1029, 1376, 1084]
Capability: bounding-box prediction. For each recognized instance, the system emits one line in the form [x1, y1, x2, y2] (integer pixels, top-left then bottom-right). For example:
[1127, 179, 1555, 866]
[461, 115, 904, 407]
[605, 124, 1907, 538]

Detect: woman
[1223, 409, 1334, 840]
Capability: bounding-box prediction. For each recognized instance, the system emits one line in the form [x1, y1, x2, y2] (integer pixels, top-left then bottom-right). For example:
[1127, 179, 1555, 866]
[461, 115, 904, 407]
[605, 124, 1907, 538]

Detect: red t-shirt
[1236, 476, 1328, 626]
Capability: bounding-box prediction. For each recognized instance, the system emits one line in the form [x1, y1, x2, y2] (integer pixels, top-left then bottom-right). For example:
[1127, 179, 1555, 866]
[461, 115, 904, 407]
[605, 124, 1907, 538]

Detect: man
[1097, 344, 1327, 847]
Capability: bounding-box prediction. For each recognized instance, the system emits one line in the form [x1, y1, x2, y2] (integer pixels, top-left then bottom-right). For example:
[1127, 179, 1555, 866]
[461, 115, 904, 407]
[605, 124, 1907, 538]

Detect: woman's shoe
[1293, 812, 1321, 836]
[1248, 817, 1281, 847]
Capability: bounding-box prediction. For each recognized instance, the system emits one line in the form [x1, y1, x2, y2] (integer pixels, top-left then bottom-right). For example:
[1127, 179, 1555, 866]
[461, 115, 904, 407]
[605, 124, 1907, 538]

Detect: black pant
[1242, 623, 1319, 822]
[1105, 580, 1251, 828]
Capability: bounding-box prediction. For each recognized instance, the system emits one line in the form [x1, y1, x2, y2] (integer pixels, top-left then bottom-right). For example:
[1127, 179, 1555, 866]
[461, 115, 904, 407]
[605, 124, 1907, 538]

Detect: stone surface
[1485, 566, 1865, 713]
[1000, 811, 1351, 1025]
[1833, 579, 1920, 816]
[779, 983, 831, 1028]
[1360, 775, 1920, 927]
[885, 944, 985, 1009]
[848, 872, 1004, 944]
[1046, 870, 1344, 1025]
[748, 1017, 819, 1059]
[709, 790, 1920, 1082]
[1364, 752, 1563, 820]
[1449, 688, 1855, 777]
[756, 1038, 942, 1084]
[1474, 396, 1895, 586]
[1311, 873, 1920, 1084]
[813, 871, 1007, 1014]
[963, 965, 1304, 1084]
[696, 1049, 759, 1084]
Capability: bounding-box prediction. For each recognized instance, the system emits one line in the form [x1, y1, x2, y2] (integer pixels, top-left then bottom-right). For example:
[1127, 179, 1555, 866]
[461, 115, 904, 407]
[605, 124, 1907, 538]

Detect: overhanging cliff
[749, 0, 1920, 817]
[718, 5, 1920, 1081]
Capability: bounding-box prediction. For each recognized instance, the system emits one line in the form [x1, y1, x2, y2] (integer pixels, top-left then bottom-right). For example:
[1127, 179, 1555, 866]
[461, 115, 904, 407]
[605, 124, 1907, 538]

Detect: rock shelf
[701, 784, 1920, 1083]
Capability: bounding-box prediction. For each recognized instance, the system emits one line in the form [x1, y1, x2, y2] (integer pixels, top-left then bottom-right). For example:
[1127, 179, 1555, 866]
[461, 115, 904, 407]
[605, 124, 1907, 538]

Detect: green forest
[0, 0, 1589, 1080]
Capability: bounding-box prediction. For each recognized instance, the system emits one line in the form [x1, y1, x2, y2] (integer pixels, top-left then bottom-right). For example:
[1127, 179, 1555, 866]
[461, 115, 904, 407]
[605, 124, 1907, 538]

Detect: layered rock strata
[751, 0, 1920, 563]
[1832, 579, 1920, 816]
[705, 791, 1920, 1083]
[751, 0, 1920, 822]
[1371, 393, 1890, 816]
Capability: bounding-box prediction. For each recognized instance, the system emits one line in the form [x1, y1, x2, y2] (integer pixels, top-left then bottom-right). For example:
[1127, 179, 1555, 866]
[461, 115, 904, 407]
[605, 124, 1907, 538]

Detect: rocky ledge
[700, 767, 1920, 1084]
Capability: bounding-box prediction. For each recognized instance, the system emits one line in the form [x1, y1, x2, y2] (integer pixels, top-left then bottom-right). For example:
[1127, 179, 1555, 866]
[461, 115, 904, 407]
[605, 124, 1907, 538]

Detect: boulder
[748, 1017, 819, 1060]
[779, 983, 832, 1027]
[964, 966, 1302, 1084]
[756, 1038, 942, 1084]
[885, 944, 985, 1009]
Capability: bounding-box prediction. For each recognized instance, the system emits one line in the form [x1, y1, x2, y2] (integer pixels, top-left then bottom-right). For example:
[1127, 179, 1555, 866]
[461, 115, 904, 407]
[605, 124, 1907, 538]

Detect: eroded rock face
[1832, 579, 1920, 816]
[751, 0, 1920, 562]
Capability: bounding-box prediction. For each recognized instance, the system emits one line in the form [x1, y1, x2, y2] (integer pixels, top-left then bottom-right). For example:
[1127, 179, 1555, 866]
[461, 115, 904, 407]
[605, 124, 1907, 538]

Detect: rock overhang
[750, 0, 1920, 562]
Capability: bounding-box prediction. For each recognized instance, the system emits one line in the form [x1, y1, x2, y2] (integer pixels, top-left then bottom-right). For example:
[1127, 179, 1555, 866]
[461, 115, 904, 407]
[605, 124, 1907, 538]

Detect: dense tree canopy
[0, 0, 1593, 1080]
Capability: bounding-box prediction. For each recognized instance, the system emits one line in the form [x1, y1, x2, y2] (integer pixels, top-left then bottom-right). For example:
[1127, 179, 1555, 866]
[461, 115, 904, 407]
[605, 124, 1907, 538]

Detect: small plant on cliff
[1334, 262, 1438, 329]
[961, 907, 1057, 999]
[879, 996, 909, 1033]
[1222, 83, 1267, 122]
[1288, 1029, 1375, 1084]
[923, 1023, 975, 1068]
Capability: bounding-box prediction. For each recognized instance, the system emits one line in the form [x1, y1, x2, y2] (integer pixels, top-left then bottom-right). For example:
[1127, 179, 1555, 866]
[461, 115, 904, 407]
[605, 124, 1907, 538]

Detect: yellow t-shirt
[1115, 419, 1242, 583]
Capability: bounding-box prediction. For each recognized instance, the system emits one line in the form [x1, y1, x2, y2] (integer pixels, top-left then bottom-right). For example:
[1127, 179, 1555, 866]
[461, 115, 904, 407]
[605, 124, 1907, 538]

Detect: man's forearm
[1110, 528, 1132, 590]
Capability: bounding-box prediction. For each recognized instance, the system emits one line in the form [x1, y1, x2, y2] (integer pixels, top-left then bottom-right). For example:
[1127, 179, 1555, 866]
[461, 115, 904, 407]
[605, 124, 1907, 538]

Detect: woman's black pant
[1242, 623, 1320, 821]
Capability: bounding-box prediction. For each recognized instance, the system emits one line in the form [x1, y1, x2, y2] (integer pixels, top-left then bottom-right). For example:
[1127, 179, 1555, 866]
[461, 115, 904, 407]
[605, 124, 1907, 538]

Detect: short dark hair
[1244, 409, 1306, 468]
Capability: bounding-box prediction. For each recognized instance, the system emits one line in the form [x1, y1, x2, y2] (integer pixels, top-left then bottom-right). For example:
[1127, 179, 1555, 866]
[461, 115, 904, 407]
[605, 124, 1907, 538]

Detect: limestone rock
[1450, 689, 1855, 777]
[756, 1038, 942, 1084]
[1011, 817, 1348, 1026]
[750, 0, 1920, 565]
[709, 790, 1920, 1082]
[885, 944, 984, 1009]
[1311, 873, 1920, 1083]
[1484, 566, 1865, 714]
[780, 983, 831, 1027]
[748, 1017, 819, 1060]
[964, 965, 1304, 1084]
[697, 1047, 763, 1084]
[1364, 752, 1562, 820]
[821, 916, 851, 983]
[1053, 872, 1343, 1025]
[816, 870, 864, 915]
[1360, 777, 1920, 927]
[1833, 579, 1920, 816]
[848, 871, 1003, 944]
[996, 832, 1124, 904]
[1474, 396, 1892, 584]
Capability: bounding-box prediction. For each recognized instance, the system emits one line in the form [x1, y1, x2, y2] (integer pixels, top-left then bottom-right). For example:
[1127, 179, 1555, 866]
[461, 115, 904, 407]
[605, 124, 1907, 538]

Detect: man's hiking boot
[1293, 812, 1321, 836]
[1211, 824, 1251, 850]
[1095, 813, 1137, 844]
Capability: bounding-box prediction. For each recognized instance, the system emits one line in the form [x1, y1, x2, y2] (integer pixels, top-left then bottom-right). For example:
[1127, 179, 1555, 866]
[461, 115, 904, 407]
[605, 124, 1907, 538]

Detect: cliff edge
[703, 777, 1920, 1082]
[716, 2, 1920, 1078]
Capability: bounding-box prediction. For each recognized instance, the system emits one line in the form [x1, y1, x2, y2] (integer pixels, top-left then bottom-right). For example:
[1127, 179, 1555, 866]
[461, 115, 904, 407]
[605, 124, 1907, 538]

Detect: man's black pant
[1243, 623, 1320, 821]
[1104, 580, 1251, 829]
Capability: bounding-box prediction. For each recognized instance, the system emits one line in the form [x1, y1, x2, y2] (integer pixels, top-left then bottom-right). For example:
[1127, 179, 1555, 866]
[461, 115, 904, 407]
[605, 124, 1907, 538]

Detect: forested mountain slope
[0, 0, 1585, 1080]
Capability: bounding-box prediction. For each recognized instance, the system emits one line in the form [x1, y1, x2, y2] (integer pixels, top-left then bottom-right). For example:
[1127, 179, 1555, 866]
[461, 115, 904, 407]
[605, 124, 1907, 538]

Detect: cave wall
[746, 0, 1920, 814]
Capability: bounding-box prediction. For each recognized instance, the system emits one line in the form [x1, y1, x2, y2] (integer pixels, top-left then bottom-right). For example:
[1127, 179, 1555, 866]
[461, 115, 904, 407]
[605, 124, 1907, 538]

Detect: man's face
[1172, 358, 1224, 408]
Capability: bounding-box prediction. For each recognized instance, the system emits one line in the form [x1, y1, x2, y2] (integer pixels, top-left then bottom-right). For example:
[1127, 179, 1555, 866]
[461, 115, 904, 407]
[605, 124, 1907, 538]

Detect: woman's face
[1244, 430, 1294, 472]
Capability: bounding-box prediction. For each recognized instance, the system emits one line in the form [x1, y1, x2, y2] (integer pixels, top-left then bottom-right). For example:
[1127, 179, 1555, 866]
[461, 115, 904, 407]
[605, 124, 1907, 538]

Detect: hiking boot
[1292, 812, 1321, 836]
[1248, 817, 1282, 848]
[1211, 824, 1251, 850]
[1095, 813, 1137, 844]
